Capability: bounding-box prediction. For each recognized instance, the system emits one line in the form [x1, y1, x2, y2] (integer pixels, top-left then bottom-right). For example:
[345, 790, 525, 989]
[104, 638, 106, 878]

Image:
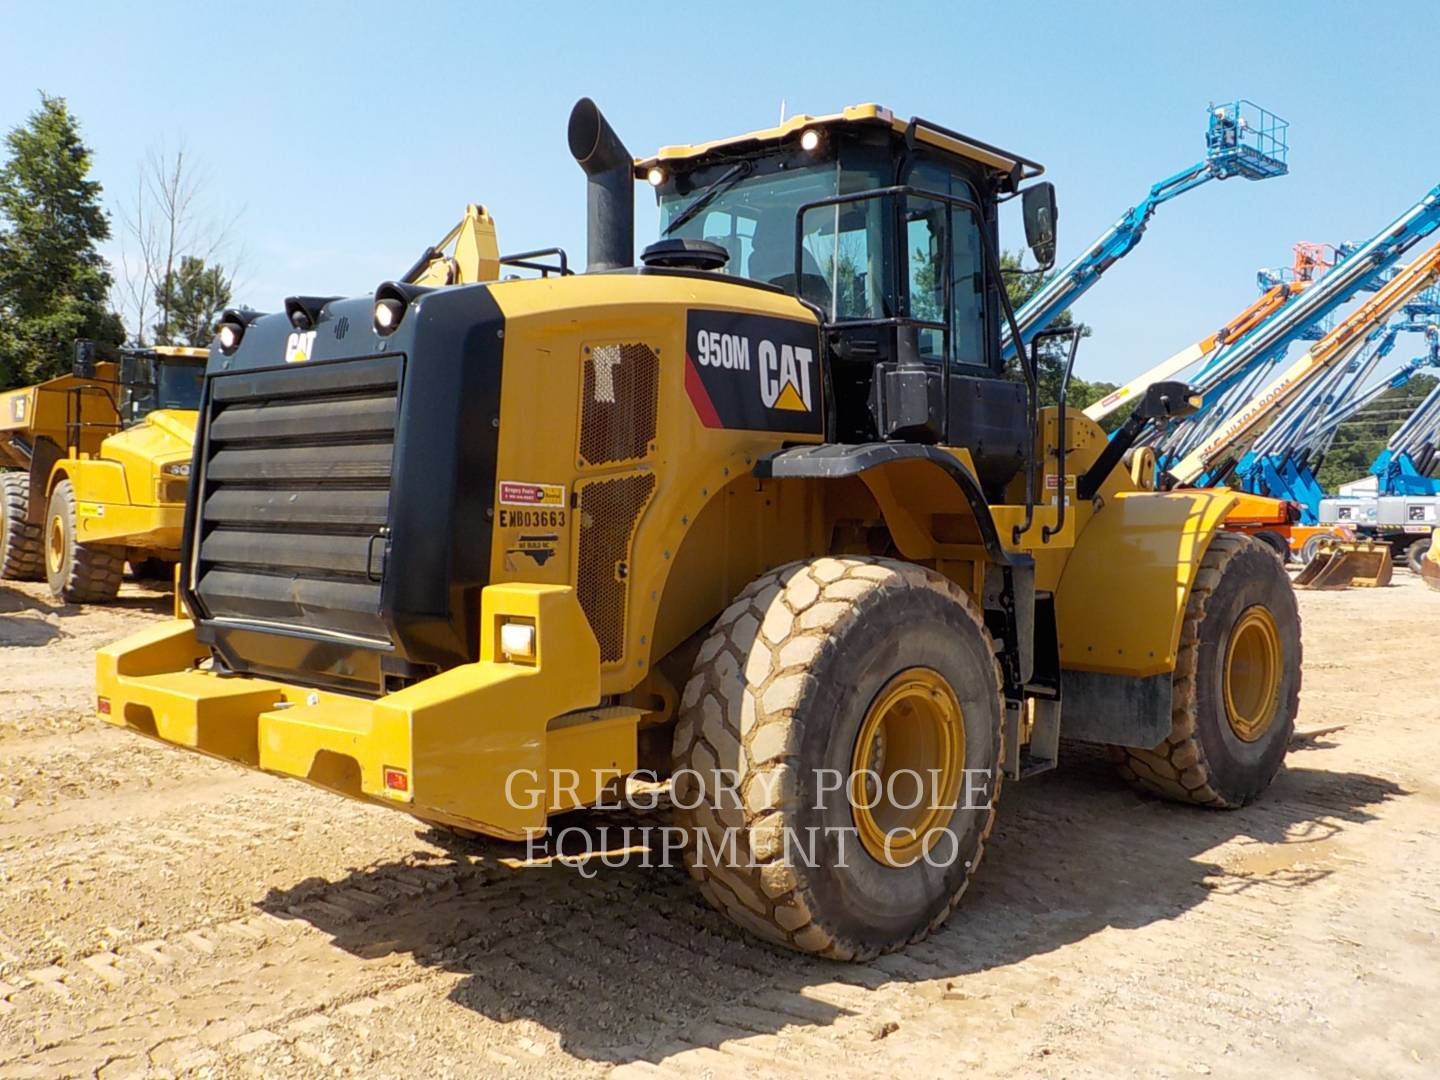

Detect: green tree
[1314, 374, 1439, 493]
[0, 93, 123, 387]
[153, 255, 231, 346]
[1000, 252, 1125, 429]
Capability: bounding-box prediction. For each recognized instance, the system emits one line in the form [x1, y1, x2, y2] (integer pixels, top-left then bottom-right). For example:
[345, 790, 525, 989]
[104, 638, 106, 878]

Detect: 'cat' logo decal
[684, 310, 822, 434]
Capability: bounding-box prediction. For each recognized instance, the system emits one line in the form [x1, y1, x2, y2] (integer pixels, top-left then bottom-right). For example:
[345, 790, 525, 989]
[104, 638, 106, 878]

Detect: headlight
[162, 462, 191, 478]
[374, 297, 407, 335]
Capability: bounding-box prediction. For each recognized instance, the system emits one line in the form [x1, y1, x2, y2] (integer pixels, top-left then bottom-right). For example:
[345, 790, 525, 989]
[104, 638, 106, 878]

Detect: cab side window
[905, 161, 990, 371]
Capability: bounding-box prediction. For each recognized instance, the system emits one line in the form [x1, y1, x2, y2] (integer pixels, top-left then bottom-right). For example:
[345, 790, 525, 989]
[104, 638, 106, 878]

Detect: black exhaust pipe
[568, 97, 634, 273]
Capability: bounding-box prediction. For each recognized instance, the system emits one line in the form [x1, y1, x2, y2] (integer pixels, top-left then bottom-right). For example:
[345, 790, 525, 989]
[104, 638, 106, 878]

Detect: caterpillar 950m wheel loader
[97, 99, 1301, 960]
[1, 343, 206, 601]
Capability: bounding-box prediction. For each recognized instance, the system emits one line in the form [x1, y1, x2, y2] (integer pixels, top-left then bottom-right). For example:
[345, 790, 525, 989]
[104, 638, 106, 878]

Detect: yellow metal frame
[98, 584, 636, 839]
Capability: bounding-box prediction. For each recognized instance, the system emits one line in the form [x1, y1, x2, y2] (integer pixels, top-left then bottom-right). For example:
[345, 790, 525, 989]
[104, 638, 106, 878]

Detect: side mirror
[73, 340, 98, 380]
[1022, 182, 1058, 270]
[1135, 380, 1201, 421]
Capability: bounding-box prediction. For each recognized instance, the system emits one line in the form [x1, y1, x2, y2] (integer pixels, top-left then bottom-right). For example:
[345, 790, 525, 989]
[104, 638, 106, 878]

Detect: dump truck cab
[0, 342, 205, 599]
[99, 99, 1302, 961]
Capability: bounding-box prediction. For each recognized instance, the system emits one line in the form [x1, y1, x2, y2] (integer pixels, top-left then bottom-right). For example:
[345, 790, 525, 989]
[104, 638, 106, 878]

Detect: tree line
[0, 94, 237, 389]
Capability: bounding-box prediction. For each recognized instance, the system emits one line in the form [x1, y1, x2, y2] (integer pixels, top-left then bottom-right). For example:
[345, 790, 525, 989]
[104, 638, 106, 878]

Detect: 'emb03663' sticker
[684, 310, 823, 435]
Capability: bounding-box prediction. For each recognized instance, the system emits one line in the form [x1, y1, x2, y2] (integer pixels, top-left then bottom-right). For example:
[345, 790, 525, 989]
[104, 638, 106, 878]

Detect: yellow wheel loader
[0, 343, 205, 601]
[98, 99, 1302, 960]
[1421, 527, 1440, 590]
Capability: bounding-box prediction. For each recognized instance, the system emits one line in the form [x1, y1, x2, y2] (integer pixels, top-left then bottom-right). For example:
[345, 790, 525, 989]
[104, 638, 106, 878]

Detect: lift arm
[1002, 101, 1288, 363]
[1166, 241, 1440, 486]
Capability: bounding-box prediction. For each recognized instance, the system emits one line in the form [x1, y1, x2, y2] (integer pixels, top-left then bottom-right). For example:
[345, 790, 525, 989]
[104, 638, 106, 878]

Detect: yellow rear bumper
[96, 585, 638, 839]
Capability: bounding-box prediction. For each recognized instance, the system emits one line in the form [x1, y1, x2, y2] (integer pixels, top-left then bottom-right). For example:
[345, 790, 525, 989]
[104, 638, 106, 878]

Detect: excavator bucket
[1293, 540, 1393, 590]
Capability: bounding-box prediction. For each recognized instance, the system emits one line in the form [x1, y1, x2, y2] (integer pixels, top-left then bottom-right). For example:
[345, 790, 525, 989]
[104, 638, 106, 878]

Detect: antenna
[779, 99, 787, 124]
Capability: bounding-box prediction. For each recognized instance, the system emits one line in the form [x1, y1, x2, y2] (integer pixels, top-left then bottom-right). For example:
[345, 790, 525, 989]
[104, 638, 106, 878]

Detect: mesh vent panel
[576, 472, 656, 663]
[579, 343, 659, 467]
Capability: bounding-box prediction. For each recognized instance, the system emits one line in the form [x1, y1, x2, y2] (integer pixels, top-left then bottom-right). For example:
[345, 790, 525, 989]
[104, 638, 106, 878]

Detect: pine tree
[153, 255, 231, 346]
[0, 94, 124, 388]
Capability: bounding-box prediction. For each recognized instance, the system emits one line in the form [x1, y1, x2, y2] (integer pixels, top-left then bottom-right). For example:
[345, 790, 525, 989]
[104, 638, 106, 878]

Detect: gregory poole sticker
[498, 481, 566, 508]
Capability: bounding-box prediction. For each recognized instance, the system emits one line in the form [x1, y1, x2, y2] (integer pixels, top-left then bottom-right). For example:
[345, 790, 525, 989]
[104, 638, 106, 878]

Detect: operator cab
[637, 106, 1058, 491]
[72, 341, 207, 430]
[116, 347, 207, 427]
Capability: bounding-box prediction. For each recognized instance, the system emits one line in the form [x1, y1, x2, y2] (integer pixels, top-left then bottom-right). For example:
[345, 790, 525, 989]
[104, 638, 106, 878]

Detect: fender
[756, 443, 1035, 692]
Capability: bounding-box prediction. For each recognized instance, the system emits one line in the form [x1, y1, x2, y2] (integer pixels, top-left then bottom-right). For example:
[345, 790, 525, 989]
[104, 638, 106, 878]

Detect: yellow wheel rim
[850, 668, 965, 866]
[1224, 606, 1282, 742]
[47, 513, 65, 575]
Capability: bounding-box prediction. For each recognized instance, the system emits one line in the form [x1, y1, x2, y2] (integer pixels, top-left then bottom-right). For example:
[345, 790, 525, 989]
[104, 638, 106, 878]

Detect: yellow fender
[1055, 488, 1237, 678]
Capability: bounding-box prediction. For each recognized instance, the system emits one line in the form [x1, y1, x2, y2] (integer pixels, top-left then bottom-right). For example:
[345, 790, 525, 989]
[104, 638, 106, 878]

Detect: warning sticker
[499, 481, 566, 508]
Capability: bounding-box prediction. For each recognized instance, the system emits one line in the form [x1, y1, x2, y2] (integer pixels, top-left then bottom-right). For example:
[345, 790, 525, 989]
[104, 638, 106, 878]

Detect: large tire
[0, 472, 43, 580]
[1253, 530, 1290, 564]
[672, 556, 1004, 961]
[43, 480, 123, 603]
[1112, 533, 1300, 808]
[1405, 537, 1430, 575]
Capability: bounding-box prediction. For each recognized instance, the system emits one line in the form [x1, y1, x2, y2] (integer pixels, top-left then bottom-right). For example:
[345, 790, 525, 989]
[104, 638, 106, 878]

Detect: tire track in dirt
[0, 579, 1437, 1077]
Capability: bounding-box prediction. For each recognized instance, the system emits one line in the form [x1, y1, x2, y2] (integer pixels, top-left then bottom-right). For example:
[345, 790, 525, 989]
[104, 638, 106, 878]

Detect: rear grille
[579, 343, 659, 467]
[193, 355, 402, 642]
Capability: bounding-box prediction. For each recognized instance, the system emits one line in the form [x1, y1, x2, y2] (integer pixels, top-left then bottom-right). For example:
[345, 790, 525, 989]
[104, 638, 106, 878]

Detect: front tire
[672, 556, 1004, 960]
[1112, 533, 1300, 808]
[0, 472, 43, 581]
[1405, 537, 1430, 575]
[44, 480, 123, 603]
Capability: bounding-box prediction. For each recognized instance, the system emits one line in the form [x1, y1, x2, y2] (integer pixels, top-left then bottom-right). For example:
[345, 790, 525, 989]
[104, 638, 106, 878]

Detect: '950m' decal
[684, 310, 823, 434]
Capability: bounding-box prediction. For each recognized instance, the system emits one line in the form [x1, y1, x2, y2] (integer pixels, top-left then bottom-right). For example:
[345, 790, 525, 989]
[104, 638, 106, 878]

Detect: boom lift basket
[1207, 100, 1289, 180]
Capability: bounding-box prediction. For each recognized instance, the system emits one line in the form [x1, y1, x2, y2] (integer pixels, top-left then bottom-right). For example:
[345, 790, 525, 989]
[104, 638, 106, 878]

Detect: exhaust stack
[568, 98, 634, 273]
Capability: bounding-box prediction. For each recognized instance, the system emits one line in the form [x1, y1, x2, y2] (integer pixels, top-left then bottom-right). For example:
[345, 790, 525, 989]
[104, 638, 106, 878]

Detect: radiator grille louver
[194, 355, 402, 642]
[579, 343, 660, 467]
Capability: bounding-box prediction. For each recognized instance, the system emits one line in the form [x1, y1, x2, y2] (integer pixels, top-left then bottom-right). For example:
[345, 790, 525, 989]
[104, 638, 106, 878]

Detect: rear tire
[1405, 537, 1430, 575]
[43, 480, 123, 603]
[1299, 533, 1325, 566]
[1253, 530, 1290, 564]
[1111, 533, 1300, 809]
[0, 472, 43, 581]
[672, 556, 1004, 960]
[128, 557, 174, 582]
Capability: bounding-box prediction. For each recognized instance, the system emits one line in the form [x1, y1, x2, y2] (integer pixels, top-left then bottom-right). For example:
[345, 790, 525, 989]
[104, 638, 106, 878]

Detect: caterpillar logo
[686, 311, 822, 434]
[284, 330, 317, 363]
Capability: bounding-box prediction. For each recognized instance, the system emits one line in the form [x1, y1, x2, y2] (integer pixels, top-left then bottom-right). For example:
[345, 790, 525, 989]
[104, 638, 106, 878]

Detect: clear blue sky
[2, 0, 1435, 383]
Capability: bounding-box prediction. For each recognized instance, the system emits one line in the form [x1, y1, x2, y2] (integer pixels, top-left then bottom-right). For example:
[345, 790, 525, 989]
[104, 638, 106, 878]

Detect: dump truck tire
[672, 556, 1003, 960]
[43, 480, 123, 603]
[1405, 537, 1430, 575]
[1112, 533, 1299, 809]
[0, 472, 43, 581]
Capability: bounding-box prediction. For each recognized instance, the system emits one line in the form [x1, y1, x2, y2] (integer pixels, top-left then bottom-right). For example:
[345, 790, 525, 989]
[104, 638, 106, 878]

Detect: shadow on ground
[258, 751, 1405, 1067]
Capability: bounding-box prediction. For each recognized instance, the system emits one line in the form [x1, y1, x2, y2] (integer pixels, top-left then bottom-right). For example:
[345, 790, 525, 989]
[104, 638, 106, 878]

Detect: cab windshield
[120, 357, 205, 426]
[656, 157, 889, 320]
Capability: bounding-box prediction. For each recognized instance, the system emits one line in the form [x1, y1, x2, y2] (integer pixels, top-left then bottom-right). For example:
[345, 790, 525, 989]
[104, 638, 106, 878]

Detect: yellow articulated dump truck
[1, 342, 205, 601]
[98, 99, 1301, 960]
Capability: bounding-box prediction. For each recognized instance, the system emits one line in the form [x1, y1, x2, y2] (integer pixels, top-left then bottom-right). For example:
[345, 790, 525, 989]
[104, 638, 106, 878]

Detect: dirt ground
[1, 571, 1437, 1079]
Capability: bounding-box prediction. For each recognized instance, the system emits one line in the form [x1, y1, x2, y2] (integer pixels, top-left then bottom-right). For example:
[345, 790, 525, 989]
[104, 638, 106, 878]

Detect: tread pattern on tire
[49, 480, 124, 603]
[672, 555, 1004, 961]
[1111, 533, 1299, 809]
[1, 472, 43, 581]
